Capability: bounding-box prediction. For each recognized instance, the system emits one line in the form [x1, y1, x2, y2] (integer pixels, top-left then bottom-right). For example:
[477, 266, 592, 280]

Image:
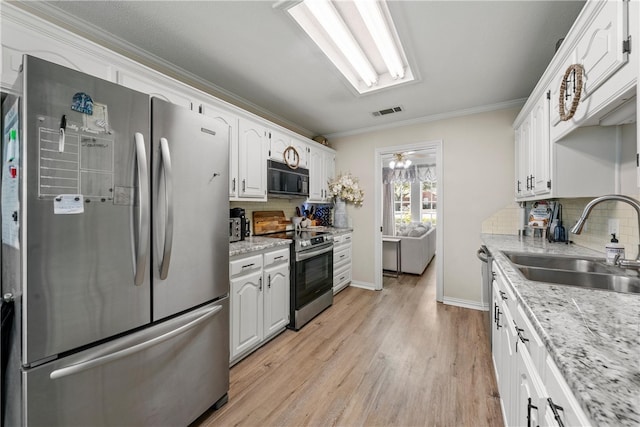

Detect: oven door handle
[296, 243, 333, 261]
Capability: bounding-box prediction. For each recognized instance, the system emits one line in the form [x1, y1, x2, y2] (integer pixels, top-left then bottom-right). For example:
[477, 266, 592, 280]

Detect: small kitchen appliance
[230, 207, 247, 240]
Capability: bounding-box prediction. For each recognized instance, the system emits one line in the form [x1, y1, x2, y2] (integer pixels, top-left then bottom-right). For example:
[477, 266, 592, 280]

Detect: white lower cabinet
[333, 233, 352, 294]
[230, 247, 290, 365]
[491, 263, 591, 427]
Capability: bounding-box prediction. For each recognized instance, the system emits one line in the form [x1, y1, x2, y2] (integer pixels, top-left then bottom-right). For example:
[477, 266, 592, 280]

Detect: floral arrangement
[328, 173, 364, 206]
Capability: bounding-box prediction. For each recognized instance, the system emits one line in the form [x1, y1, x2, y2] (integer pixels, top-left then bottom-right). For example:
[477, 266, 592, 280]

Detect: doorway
[373, 141, 443, 302]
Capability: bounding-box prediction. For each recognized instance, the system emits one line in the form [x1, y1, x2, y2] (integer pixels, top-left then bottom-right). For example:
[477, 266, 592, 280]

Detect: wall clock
[558, 64, 584, 121]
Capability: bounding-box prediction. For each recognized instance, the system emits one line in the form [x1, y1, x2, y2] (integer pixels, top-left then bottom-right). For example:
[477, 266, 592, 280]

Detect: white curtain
[382, 164, 436, 235]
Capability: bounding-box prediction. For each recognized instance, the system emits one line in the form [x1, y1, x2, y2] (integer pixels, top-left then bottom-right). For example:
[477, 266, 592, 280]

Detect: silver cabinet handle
[259, 276, 262, 291]
[232, 177, 236, 192]
[50, 305, 222, 380]
[242, 179, 246, 193]
[134, 132, 149, 286]
[158, 137, 174, 280]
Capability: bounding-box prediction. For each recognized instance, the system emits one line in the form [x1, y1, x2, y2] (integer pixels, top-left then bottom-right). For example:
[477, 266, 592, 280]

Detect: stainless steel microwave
[267, 160, 309, 197]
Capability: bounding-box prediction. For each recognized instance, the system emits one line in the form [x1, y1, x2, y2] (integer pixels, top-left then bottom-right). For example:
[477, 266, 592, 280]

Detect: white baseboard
[443, 297, 489, 312]
[349, 280, 377, 291]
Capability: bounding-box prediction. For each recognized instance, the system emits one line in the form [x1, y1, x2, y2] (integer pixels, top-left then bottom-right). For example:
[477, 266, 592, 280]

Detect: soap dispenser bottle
[605, 233, 625, 265]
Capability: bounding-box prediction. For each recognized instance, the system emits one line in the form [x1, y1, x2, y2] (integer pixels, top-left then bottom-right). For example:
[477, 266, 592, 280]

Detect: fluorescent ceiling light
[285, 0, 414, 94]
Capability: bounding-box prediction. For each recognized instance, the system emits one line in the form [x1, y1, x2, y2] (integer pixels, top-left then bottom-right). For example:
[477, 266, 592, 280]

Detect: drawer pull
[274, 256, 284, 260]
[242, 263, 255, 269]
[339, 276, 345, 281]
[547, 398, 565, 427]
[499, 290, 507, 300]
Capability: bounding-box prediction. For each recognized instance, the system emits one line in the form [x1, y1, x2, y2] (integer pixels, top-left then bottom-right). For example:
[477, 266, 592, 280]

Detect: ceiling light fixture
[283, 0, 414, 94]
[354, 0, 405, 80]
[304, 0, 378, 87]
[389, 153, 412, 169]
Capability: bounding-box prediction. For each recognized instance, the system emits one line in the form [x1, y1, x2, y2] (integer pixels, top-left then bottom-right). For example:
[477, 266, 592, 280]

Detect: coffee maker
[230, 207, 250, 240]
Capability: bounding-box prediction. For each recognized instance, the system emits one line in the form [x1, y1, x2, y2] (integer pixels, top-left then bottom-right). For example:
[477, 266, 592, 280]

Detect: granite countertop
[482, 234, 640, 426]
[229, 227, 353, 257]
[229, 236, 292, 257]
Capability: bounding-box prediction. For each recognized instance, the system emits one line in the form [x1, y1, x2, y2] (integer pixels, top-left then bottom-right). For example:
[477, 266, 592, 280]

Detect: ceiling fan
[388, 152, 413, 169]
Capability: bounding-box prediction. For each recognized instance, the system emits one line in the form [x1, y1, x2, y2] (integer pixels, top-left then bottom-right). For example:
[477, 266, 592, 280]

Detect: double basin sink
[503, 252, 640, 294]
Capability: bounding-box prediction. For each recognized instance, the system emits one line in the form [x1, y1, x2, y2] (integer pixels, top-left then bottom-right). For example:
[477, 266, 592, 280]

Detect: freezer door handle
[134, 132, 150, 286]
[49, 304, 223, 380]
[158, 137, 174, 280]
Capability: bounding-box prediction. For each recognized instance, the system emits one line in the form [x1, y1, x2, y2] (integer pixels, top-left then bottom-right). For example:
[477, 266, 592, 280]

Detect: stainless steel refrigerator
[1, 55, 230, 426]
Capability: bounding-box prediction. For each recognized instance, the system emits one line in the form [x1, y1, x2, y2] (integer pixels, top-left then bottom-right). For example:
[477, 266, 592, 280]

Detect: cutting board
[253, 211, 290, 235]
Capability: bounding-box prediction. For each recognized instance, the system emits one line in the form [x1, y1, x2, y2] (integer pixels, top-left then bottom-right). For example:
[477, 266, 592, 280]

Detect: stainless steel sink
[504, 252, 618, 274]
[516, 266, 640, 294]
[503, 251, 640, 294]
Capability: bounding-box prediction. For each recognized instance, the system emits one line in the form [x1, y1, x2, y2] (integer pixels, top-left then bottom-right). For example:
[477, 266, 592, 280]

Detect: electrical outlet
[608, 219, 620, 236]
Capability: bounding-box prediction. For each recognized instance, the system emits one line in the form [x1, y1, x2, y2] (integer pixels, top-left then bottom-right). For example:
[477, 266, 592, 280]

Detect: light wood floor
[193, 260, 503, 426]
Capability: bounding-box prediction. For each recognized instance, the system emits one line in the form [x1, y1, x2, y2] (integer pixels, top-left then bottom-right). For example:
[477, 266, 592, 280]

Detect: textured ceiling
[22, 1, 586, 138]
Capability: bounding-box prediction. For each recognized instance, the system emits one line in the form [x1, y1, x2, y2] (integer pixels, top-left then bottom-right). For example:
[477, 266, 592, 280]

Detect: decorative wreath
[283, 146, 300, 169]
[558, 64, 584, 121]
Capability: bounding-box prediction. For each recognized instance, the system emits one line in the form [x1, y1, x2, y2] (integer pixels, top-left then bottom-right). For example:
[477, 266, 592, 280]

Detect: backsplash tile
[559, 196, 640, 255]
[482, 195, 640, 257]
[230, 198, 333, 234]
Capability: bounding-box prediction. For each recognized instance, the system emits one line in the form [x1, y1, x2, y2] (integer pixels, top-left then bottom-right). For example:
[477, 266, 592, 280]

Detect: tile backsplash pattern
[559, 196, 640, 255]
[230, 199, 333, 234]
[482, 195, 640, 256]
[481, 202, 521, 235]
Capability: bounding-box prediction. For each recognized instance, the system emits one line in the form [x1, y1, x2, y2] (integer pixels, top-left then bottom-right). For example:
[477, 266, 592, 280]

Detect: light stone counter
[229, 236, 291, 257]
[482, 234, 640, 426]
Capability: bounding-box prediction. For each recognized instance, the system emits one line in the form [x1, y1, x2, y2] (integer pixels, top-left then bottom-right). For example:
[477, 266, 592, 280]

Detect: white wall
[331, 107, 518, 305]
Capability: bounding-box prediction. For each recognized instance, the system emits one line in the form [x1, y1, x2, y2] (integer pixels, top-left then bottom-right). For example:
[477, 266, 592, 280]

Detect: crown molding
[325, 98, 526, 140]
[10, 0, 315, 138]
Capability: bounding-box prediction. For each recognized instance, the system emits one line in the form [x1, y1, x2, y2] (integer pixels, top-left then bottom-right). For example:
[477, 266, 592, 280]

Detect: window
[393, 181, 411, 226]
[421, 181, 437, 225]
[393, 179, 437, 227]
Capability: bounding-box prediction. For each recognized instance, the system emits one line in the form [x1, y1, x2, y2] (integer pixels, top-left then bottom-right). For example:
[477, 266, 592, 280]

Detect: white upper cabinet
[238, 117, 268, 200]
[514, 0, 638, 199]
[269, 130, 309, 169]
[1, 7, 117, 88]
[307, 144, 335, 202]
[200, 102, 239, 198]
[548, 0, 633, 140]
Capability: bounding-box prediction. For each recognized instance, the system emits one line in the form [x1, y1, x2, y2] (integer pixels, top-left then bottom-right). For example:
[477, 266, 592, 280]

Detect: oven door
[294, 243, 334, 308]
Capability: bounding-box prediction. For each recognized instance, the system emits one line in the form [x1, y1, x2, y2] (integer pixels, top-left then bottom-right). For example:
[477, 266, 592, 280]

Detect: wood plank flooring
[193, 260, 503, 426]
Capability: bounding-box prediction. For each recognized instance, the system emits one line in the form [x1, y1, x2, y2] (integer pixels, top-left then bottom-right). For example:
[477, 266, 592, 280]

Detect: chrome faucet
[570, 194, 640, 268]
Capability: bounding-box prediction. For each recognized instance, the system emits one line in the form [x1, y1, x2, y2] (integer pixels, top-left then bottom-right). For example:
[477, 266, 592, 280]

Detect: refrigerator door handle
[159, 137, 174, 280]
[49, 304, 223, 380]
[134, 132, 150, 286]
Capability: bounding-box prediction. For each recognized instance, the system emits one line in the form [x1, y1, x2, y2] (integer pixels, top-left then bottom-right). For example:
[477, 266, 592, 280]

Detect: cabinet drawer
[516, 305, 545, 371]
[230, 254, 263, 277]
[264, 248, 289, 267]
[333, 246, 351, 267]
[544, 354, 592, 427]
[333, 263, 351, 286]
[493, 265, 516, 315]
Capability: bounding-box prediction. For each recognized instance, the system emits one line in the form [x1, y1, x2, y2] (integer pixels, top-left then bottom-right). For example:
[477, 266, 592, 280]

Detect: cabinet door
[308, 146, 324, 201]
[323, 150, 336, 200]
[263, 262, 289, 340]
[238, 118, 268, 199]
[515, 116, 533, 199]
[515, 346, 546, 427]
[201, 103, 239, 198]
[575, 0, 629, 100]
[230, 270, 263, 360]
[269, 130, 291, 164]
[544, 355, 593, 427]
[531, 94, 551, 196]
